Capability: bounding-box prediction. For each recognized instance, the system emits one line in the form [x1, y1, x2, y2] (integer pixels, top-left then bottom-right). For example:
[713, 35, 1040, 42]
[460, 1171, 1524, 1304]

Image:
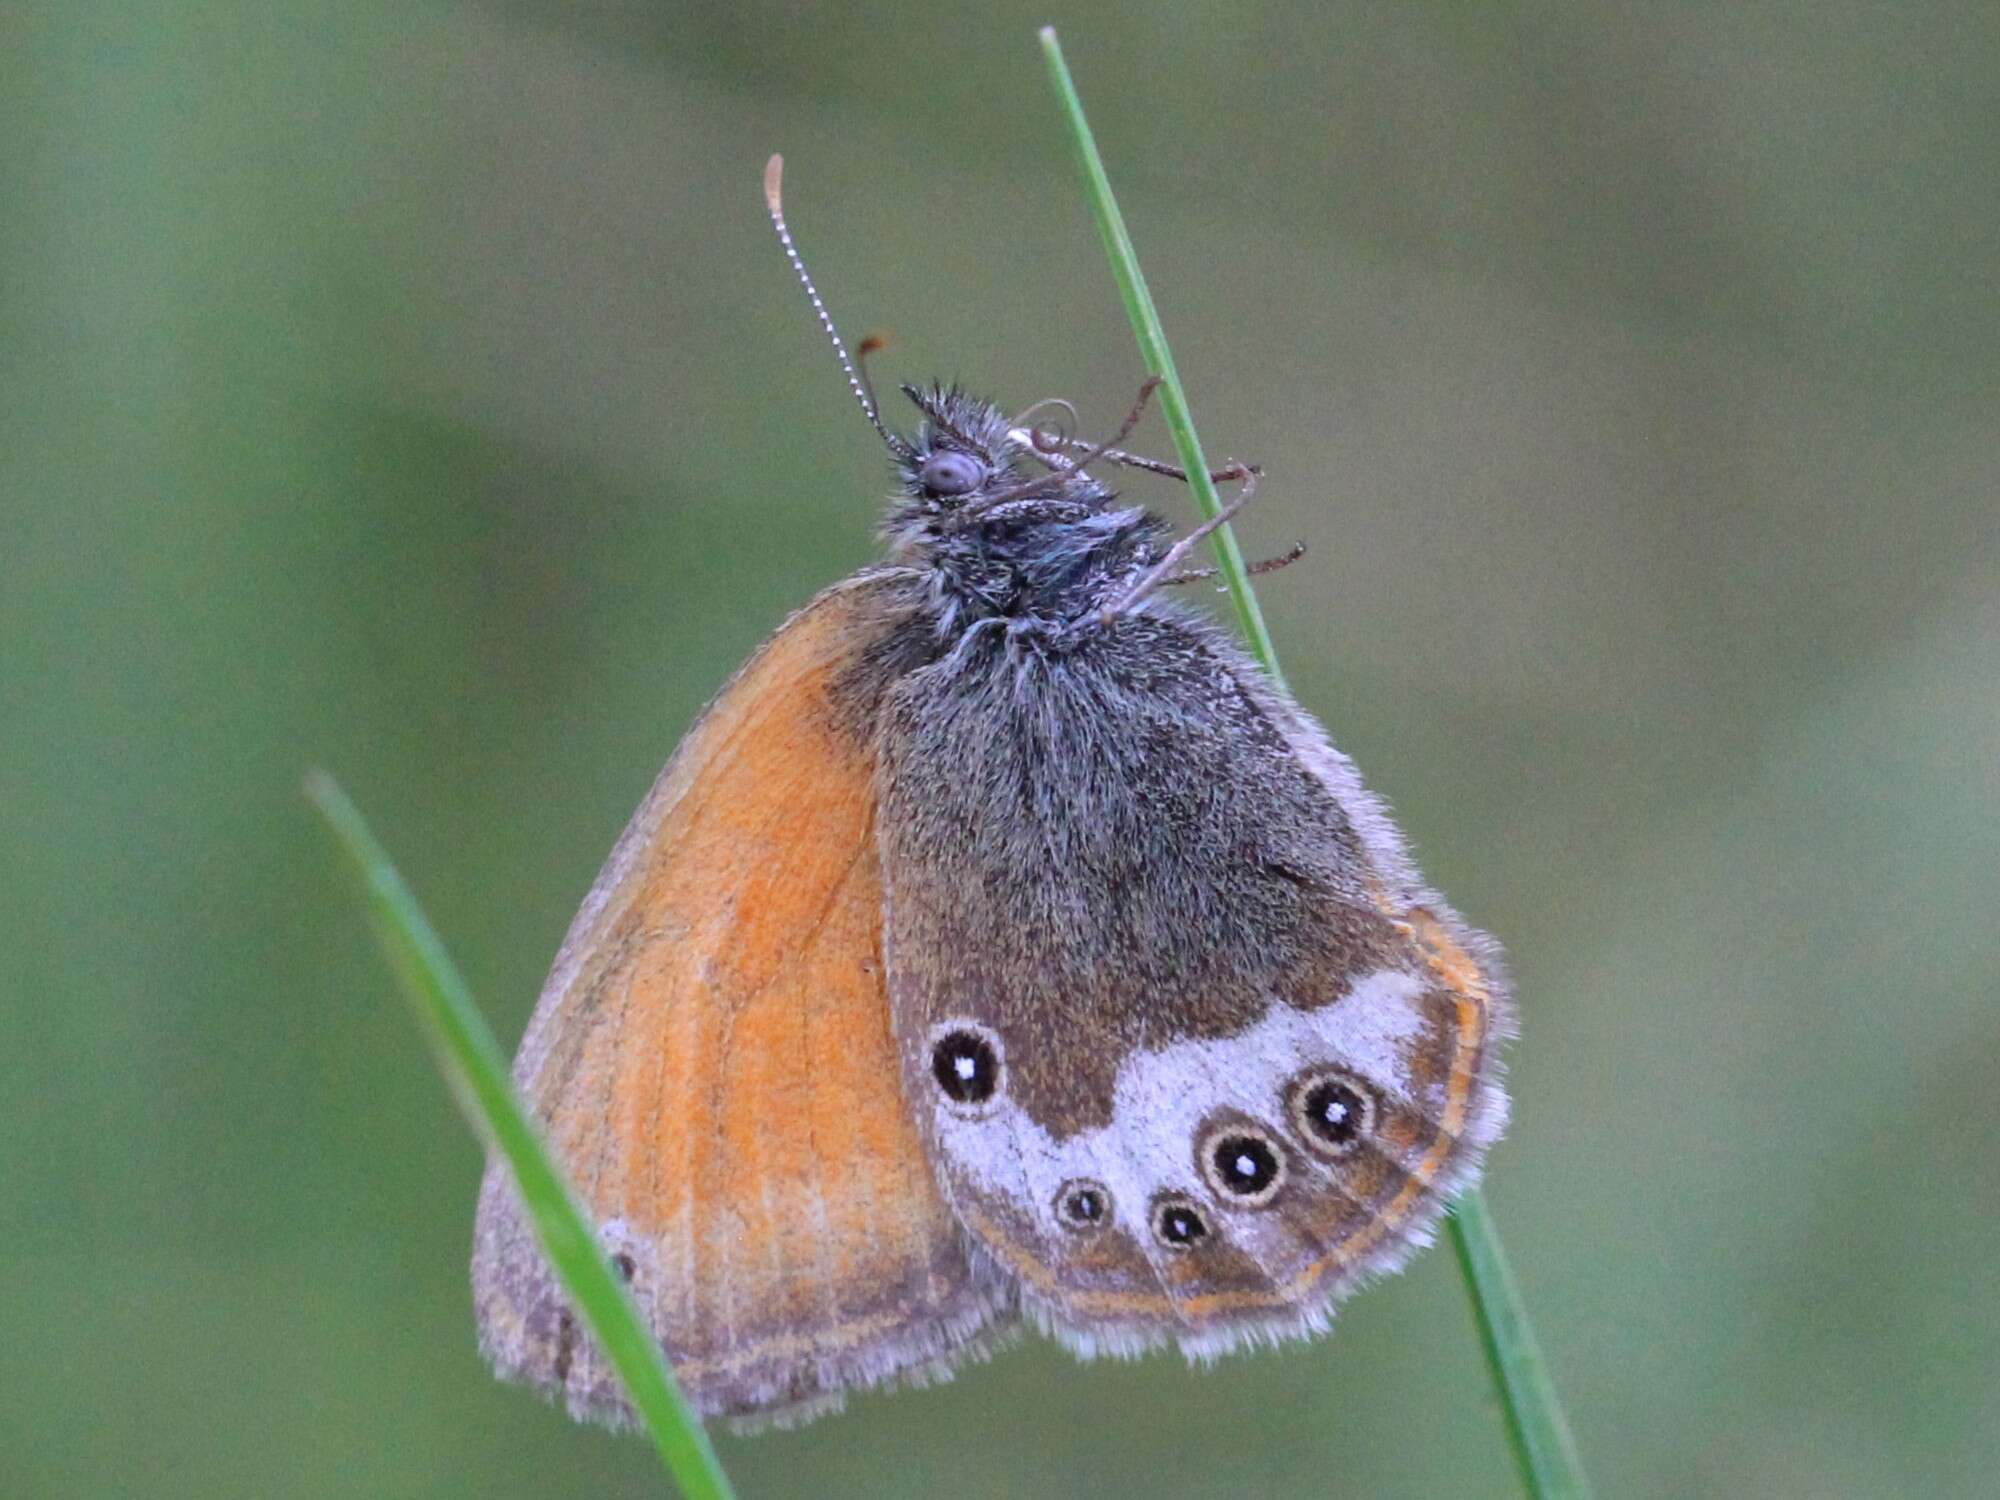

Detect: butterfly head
[882, 382, 1124, 557]
[761, 156, 1148, 612]
[895, 383, 1021, 506]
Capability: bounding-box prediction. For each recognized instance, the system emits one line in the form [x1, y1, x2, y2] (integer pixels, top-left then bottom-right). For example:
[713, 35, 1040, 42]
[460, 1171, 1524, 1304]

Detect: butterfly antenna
[764, 154, 910, 457]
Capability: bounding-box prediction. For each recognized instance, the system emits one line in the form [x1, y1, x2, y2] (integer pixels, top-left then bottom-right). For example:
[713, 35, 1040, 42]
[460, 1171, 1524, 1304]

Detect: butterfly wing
[875, 611, 1509, 1356]
[473, 571, 1007, 1428]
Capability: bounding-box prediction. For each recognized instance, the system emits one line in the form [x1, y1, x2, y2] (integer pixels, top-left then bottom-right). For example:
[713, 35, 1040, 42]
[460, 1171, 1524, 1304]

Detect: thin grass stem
[1450, 1189, 1593, 1498]
[1036, 29, 1286, 694]
[305, 770, 736, 1500]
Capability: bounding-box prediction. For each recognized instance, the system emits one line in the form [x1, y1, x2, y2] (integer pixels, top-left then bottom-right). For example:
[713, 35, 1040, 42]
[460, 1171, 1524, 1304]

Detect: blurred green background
[6, 3, 1996, 1496]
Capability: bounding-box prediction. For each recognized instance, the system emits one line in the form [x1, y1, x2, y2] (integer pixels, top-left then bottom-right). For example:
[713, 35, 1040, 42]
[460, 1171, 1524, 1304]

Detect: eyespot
[929, 1021, 1003, 1112]
[596, 1219, 642, 1285]
[1197, 1122, 1289, 1207]
[919, 449, 985, 497]
[1150, 1193, 1210, 1252]
[1054, 1178, 1111, 1233]
[1285, 1066, 1378, 1158]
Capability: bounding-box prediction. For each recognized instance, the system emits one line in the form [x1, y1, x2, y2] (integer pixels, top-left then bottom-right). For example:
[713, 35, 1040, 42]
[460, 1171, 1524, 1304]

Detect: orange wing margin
[473, 573, 998, 1426]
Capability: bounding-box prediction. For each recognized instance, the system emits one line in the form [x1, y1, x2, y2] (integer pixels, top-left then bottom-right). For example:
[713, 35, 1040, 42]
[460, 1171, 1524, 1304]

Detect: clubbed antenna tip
[763, 153, 785, 218]
[762, 153, 908, 457]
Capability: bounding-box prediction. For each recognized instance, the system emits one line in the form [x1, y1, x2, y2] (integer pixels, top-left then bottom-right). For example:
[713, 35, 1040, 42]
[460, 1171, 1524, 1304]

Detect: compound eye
[919, 449, 985, 497]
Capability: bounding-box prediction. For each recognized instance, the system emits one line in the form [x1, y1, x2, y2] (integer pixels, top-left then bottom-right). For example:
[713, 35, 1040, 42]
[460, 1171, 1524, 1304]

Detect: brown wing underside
[956, 908, 1501, 1337]
[894, 894, 1505, 1349]
[875, 614, 1511, 1352]
[472, 573, 1001, 1425]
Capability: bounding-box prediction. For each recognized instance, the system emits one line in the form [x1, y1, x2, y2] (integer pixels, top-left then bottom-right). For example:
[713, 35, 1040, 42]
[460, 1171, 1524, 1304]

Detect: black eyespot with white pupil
[930, 1028, 999, 1106]
[1306, 1082, 1363, 1142]
[1055, 1179, 1110, 1232]
[1286, 1067, 1378, 1157]
[1194, 1118, 1290, 1207]
[1214, 1134, 1279, 1195]
[919, 449, 985, 497]
[1152, 1195, 1209, 1251]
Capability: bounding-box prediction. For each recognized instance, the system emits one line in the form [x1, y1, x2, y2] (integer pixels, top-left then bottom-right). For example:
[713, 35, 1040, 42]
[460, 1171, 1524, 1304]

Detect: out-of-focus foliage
[5, 4, 1995, 1496]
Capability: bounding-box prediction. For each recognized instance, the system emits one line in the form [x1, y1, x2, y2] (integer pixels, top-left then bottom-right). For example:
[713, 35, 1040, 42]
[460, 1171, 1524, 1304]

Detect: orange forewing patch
[479, 576, 985, 1418]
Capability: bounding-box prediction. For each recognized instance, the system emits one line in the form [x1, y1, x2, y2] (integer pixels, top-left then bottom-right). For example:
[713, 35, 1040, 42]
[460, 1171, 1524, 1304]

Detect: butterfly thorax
[881, 385, 1170, 638]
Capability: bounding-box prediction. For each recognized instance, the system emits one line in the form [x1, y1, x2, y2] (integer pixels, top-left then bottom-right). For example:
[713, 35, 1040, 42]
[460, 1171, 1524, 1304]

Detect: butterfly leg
[1012, 421, 1264, 489]
[1099, 464, 1263, 621]
[958, 378, 1167, 528]
[1008, 373, 1270, 487]
[1153, 540, 1308, 590]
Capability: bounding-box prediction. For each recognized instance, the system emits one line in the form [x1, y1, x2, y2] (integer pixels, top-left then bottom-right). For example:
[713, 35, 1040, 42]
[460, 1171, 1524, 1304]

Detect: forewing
[473, 572, 1006, 1428]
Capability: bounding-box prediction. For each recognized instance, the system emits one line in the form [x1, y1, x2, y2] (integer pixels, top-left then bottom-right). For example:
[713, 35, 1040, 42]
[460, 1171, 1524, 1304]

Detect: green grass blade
[304, 770, 736, 1500]
[1037, 29, 1590, 1500]
[1450, 1192, 1593, 1498]
[1036, 27, 1286, 694]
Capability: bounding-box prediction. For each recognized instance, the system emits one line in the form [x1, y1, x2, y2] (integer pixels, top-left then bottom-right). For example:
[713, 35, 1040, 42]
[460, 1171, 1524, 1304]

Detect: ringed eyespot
[1053, 1178, 1111, 1233]
[919, 449, 985, 497]
[1197, 1122, 1288, 1207]
[929, 1022, 1002, 1111]
[1150, 1193, 1210, 1252]
[1284, 1066, 1378, 1158]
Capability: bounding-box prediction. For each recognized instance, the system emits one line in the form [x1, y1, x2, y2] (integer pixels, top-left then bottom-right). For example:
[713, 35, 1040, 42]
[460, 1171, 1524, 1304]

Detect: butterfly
[471, 155, 1511, 1431]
